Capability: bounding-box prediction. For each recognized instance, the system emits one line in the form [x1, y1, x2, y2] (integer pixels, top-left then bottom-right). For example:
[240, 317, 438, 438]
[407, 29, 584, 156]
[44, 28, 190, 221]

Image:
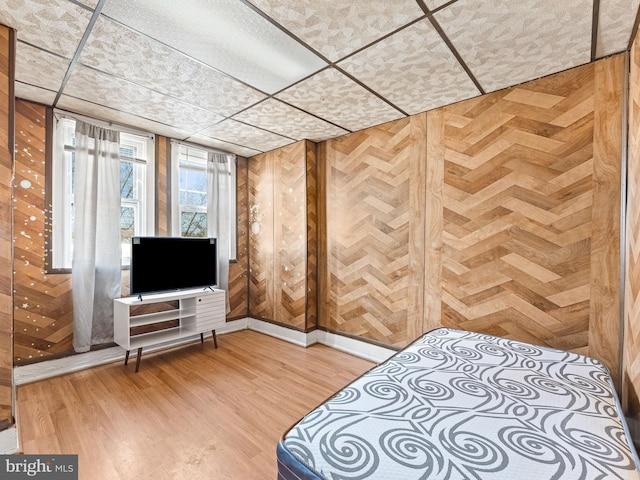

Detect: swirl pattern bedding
[277, 328, 640, 480]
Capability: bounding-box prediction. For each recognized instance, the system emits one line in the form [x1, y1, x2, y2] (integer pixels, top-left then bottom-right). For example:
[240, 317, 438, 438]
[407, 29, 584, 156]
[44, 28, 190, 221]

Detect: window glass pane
[121, 161, 134, 199]
[186, 169, 206, 192]
[121, 206, 136, 242]
[181, 212, 207, 237]
[186, 191, 206, 206]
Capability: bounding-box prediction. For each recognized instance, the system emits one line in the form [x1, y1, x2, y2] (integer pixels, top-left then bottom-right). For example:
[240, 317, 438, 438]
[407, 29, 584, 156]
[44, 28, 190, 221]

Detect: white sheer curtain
[207, 152, 233, 313]
[72, 120, 122, 353]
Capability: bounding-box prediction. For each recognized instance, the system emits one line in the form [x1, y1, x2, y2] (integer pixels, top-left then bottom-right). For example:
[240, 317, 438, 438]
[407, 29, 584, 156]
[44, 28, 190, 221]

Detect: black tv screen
[130, 237, 217, 295]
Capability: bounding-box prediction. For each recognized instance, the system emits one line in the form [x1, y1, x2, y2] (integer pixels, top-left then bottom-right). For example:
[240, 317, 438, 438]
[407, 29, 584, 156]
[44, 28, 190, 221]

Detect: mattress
[277, 328, 640, 480]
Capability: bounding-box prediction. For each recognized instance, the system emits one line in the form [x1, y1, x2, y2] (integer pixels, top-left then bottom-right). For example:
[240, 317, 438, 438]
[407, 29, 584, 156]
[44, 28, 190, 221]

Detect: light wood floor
[16, 330, 375, 479]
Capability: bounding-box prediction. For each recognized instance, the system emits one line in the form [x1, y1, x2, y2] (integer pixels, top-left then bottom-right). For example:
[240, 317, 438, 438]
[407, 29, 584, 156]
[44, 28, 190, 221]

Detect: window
[51, 115, 155, 270]
[172, 143, 236, 260]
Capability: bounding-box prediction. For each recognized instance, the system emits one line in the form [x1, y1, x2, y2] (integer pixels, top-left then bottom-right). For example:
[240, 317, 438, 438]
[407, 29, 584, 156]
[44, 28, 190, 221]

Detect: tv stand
[114, 288, 226, 372]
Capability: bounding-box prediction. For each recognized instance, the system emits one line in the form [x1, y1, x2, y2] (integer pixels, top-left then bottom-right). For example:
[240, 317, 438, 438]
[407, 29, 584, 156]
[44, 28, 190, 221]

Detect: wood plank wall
[321, 117, 427, 345]
[317, 56, 624, 381]
[14, 101, 73, 363]
[624, 30, 640, 437]
[229, 156, 249, 319]
[12, 124, 249, 362]
[439, 59, 623, 383]
[248, 140, 315, 329]
[0, 24, 13, 428]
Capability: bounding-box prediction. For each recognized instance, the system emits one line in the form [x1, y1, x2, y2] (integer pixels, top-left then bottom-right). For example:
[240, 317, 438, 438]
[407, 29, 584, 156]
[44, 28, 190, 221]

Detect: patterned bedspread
[278, 328, 640, 480]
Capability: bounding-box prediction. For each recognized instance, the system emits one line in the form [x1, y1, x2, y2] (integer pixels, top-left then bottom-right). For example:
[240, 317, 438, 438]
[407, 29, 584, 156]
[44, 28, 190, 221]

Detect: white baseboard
[0, 426, 19, 454]
[14, 318, 395, 385]
[315, 330, 396, 363]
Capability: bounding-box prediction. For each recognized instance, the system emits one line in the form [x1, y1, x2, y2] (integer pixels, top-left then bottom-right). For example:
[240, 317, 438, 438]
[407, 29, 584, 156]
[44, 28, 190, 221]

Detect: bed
[277, 327, 640, 480]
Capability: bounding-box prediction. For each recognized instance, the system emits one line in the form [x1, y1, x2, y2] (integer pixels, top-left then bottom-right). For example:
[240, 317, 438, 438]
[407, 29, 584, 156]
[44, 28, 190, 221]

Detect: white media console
[113, 288, 226, 372]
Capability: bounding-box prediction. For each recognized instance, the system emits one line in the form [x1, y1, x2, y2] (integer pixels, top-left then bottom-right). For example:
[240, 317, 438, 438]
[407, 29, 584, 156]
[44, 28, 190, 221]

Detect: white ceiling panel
[185, 133, 262, 158]
[56, 95, 195, 140]
[233, 98, 349, 142]
[79, 17, 267, 117]
[63, 65, 225, 132]
[435, 0, 593, 93]
[339, 19, 481, 115]
[276, 68, 405, 132]
[5, 0, 640, 157]
[101, 0, 327, 94]
[0, 0, 91, 58]
[198, 119, 294, 153]
[596, 0, 640, 57]
[15, 43, 69, 92]
[246, 0, 424, 62]
[423, 0, 453, 10]
[15, 82, 57, 105]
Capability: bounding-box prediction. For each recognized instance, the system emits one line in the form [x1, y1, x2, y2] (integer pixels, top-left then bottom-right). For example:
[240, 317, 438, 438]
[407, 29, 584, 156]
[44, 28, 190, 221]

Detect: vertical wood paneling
[305, 141, 318, 330]
[424, 110, 444, 334]
[624, 32, 640, 433]
[228, 156, 249, 319]
[590, 54, 624, 387]
[0, 24, 12, 427]
[155, 136, 170, 236]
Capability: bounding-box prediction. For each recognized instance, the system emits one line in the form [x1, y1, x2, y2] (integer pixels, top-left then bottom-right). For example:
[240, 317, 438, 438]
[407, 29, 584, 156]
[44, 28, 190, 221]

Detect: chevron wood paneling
[305, 141, 318, 329]
[439, 59, 623, 380]
[0, 24, 13, 428]
[229, 156, 249, 318]
[249, 149, 275, 320]
[249, 141, 313, 329]
[624, 33, 640, 434]
[13, 100, 74, 364]
[321, 117, 425, 346]
[273, 141, 307, 328]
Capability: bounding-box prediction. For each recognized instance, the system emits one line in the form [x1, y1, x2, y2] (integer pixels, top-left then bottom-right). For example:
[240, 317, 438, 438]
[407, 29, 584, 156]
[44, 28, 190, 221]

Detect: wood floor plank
[16, 330, 375, 480]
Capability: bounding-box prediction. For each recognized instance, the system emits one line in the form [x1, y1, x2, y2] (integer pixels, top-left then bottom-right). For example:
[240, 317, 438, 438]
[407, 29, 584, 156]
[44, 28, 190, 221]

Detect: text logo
[0, 455, 78, 479]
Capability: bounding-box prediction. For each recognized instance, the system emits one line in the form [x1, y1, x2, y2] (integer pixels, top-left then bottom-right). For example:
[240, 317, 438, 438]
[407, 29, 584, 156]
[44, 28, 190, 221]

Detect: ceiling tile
[276, 68, 405, 132]
[62, 65, 225, 132]
[0, 0, 91, 58]
[233, 98, 349, 142]
[245, 0, 424, 62]
[435, 0, 593, 93]
[423, 0, 453, 10]
[80, 17, 267, 117]
[198, 119, 294, 153]
[56, 95, 196, 140]
[15, 82, 57, 105]
[339, 19, 481, 115]
[185, 133, 262, 158]
[596, 0, 640, 57]
[16, 42, 69, 92]
[101, 0, 327, 94]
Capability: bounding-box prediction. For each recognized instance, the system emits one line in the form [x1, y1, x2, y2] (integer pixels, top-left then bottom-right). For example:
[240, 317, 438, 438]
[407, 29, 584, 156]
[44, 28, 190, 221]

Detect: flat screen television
[130, 236, 217, 296]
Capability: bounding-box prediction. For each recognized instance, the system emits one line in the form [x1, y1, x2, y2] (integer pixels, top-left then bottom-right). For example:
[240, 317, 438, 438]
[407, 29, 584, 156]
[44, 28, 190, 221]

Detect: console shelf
[114, 288, 225, 372]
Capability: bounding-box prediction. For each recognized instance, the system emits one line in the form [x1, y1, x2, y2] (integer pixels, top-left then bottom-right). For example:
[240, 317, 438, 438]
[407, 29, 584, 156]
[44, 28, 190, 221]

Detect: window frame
[48, 111, 155, 273]
[171, 141, 237, 261]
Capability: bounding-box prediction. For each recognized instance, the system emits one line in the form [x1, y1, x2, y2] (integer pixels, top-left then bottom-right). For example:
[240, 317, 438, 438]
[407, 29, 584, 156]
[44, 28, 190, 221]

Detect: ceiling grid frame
[1, 0, 639, 155]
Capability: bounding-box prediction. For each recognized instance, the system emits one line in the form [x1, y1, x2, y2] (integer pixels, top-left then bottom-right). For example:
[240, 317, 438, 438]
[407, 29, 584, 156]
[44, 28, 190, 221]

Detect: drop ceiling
[1, 0, 639, 157]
